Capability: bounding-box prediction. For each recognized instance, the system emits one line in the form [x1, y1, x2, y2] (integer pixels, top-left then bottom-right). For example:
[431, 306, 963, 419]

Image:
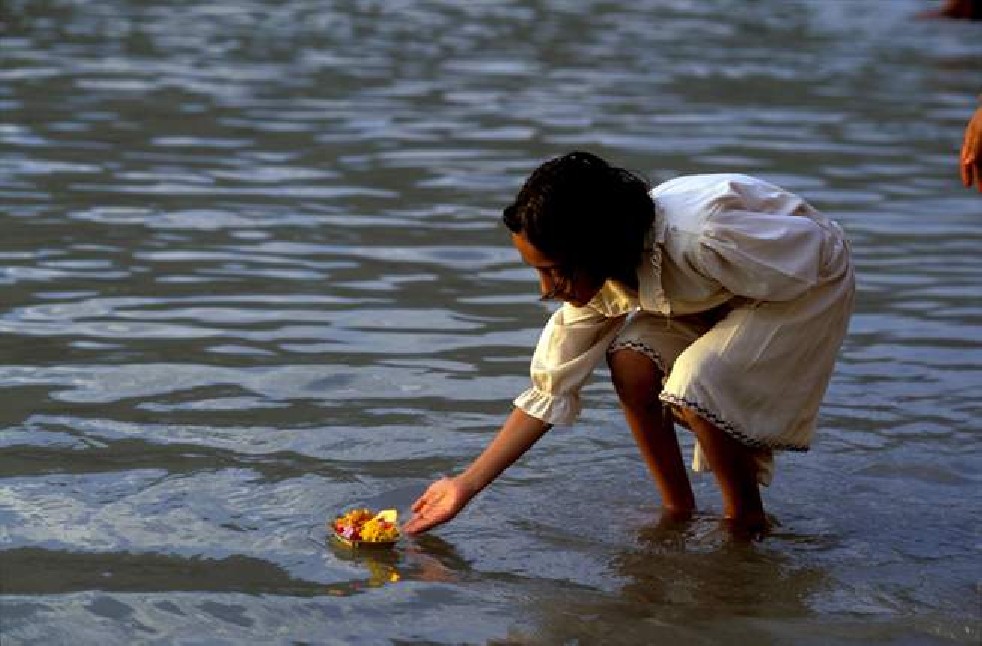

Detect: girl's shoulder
[650, 173, 781, 201]
[650, 174, 799, 226]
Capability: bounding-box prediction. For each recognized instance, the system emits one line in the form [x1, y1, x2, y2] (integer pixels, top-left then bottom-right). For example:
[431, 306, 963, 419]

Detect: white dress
[513, 174, 855, 483]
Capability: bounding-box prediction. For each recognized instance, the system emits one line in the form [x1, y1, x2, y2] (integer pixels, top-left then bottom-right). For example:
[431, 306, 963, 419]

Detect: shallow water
[1, 0, 980, 643]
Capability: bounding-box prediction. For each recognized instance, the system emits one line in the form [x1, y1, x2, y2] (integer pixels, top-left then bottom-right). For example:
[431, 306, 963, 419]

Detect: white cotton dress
[512, 173, 855, 484]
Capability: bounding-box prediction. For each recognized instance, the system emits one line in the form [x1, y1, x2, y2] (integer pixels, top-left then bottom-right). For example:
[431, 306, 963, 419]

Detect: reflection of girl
[405, 152, 855, 536]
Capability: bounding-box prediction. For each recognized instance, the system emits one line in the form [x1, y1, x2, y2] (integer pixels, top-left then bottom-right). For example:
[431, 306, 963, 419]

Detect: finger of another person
[965, 158, 981, 190]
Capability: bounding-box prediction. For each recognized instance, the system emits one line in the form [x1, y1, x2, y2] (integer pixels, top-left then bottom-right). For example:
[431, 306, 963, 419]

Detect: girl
[404, 152, 854, 536]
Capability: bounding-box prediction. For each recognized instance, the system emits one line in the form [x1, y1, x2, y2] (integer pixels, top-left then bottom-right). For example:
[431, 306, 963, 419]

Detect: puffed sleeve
[694, 209, 828, 302]
[513, 303, 628, 425]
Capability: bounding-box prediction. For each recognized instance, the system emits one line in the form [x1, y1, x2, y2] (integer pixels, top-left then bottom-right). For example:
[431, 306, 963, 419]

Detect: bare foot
[659, 505, 694, 526]
[721, 513, 773, 541]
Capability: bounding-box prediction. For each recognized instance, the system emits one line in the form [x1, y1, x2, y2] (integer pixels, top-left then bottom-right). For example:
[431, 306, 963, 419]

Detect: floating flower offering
[331, 508, 400, 547]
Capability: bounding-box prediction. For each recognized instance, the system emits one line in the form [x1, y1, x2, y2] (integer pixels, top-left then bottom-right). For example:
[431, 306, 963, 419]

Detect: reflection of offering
[327, 535, 402, 589]
[331, 508, 400, 547]
[361, 555, 401, 585]
[323, 529, 464, 592]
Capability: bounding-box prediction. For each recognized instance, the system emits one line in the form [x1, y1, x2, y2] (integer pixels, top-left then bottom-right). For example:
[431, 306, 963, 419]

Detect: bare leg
[676, 407, 766, 534]
[608, 349, 695, 519]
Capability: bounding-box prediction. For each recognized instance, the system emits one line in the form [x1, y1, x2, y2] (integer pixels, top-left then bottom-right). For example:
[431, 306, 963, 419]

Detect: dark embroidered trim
[607, 340, 666, 374]
[659, 392, 809, 452]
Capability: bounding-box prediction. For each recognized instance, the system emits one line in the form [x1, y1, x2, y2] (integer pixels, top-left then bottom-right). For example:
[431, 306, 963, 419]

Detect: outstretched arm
[404, 408, 551, 535]
[961, 106, 982, 192]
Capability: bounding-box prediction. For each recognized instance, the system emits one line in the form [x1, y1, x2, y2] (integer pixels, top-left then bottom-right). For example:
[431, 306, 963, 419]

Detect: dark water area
[1, 0, 980, 643]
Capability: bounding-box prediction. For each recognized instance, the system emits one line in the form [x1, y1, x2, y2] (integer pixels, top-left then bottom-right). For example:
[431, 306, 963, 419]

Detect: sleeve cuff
[513, 388, 581, 425]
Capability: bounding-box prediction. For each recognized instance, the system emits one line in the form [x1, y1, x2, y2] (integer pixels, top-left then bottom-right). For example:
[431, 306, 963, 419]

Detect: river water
[1, 1, 980, 644]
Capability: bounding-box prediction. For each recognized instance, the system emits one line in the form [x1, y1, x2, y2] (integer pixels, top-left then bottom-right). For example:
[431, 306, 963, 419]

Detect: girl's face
[510, 232, 603, 307]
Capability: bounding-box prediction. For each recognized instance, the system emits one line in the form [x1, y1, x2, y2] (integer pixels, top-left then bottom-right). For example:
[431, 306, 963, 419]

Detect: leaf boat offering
[331, 508, 400, 548]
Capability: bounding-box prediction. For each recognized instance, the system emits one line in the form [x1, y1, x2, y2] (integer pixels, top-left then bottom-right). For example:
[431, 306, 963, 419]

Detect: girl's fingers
[411, 481, 439, 512]
[411, 477, 452, 517]
[405, 517, 430, 535]
[405, 509, 435, 535]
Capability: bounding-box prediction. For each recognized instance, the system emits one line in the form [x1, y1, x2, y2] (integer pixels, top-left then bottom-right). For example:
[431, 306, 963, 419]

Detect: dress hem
[659, 392, 810, 452]
[607, 339, 666, 374]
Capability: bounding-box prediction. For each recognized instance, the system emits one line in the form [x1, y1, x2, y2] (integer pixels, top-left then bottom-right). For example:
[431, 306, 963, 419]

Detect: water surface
[1, 0, 980, 643]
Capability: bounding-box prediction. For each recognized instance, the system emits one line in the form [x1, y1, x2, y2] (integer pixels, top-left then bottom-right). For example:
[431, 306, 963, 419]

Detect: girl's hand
[404, 477, 473, 535]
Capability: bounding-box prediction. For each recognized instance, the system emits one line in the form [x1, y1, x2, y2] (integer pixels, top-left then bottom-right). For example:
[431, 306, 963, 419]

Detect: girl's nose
[537, 271, 554, 297]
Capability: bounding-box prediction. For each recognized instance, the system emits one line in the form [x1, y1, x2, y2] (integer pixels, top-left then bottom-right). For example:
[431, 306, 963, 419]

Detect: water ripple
[2, 0, 980, 642]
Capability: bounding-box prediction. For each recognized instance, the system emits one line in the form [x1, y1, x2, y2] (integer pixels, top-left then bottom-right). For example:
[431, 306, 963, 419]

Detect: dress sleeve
[694, 209, 827, 302]
[513, 303, 627, 425]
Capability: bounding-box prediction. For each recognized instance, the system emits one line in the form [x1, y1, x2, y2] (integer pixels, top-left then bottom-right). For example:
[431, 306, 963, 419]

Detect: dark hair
[502, 151, 655, 284]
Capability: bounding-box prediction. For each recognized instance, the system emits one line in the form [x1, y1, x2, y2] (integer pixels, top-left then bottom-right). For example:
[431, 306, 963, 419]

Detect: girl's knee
[607, 347, 662, 408]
